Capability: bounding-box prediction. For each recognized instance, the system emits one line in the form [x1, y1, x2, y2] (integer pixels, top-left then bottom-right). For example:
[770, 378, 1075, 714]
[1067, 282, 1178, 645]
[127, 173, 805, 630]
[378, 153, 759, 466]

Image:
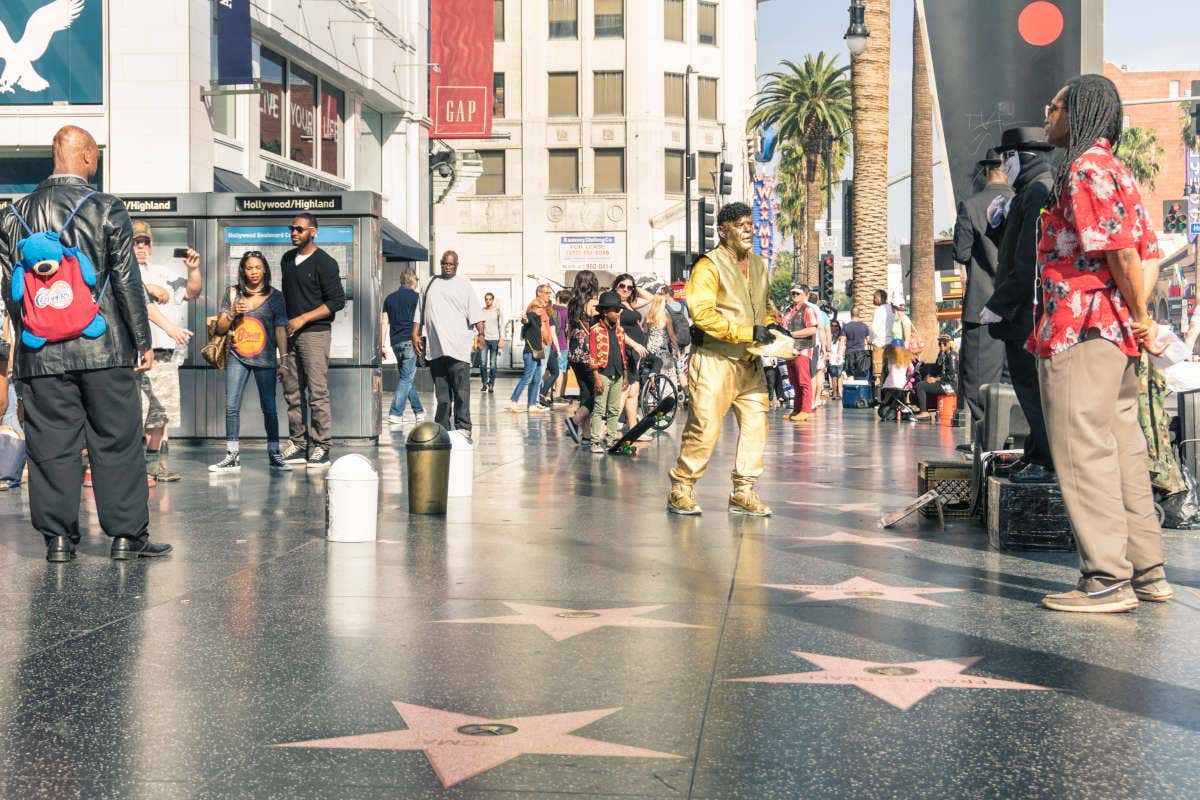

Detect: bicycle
[636, 354, 679, 431]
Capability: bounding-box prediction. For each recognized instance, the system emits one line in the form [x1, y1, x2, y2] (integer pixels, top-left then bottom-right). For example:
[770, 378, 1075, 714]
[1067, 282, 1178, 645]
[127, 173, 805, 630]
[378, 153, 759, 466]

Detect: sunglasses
[133, 237, 151, 246]
[790, 291, 802, 296]
[617, 283, 634, 290]
[289, 225, 312, 233]
[242, 250, 265, 260]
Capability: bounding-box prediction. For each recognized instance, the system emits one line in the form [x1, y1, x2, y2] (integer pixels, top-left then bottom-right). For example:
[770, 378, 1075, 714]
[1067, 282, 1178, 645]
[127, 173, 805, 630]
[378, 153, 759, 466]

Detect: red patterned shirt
[1028, 138, 1160, 359]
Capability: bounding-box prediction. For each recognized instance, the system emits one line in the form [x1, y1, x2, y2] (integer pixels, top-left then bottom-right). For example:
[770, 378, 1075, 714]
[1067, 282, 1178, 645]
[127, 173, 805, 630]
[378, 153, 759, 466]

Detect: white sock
[227, 441, 239, 454]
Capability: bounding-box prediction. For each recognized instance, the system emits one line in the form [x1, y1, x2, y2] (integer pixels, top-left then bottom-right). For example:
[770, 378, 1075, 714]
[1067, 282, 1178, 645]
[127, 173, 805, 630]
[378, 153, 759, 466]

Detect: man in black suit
[981, 127, 1057, 483]
[953, 148, 1012, 432]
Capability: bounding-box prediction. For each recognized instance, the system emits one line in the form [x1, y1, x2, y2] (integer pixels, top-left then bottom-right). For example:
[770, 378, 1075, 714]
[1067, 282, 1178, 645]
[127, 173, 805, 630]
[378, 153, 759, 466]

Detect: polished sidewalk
[1, 382, 1198, 799]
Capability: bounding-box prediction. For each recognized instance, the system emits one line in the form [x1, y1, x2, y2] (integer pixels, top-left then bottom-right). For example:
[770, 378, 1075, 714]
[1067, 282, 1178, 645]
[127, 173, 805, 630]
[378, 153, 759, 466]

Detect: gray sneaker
[280, 442, 307, 464]
[1132, 579, 1173, 602]
[590, 440, 606, 454]
[1042, 581, 1139, 613]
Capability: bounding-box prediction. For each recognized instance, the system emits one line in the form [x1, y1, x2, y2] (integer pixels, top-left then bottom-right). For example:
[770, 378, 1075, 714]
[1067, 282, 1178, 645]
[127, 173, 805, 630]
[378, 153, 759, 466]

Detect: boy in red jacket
[588, 291, 627, 453]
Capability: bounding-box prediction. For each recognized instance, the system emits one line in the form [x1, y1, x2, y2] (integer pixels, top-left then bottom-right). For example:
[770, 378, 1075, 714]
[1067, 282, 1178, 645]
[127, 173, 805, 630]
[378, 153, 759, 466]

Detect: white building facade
[0, 0, 428, 257]
[433, 0, 758, 314]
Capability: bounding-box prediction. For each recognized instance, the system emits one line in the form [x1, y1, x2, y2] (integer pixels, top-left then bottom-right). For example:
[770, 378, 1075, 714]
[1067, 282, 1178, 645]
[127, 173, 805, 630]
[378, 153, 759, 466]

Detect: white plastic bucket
[325, 454, 379, 542]
[446, 431, 474, 497]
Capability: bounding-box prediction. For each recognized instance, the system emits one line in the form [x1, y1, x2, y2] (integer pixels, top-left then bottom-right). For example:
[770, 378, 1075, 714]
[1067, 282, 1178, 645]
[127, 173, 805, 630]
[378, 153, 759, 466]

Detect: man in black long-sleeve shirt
[279, 213, 346, 469]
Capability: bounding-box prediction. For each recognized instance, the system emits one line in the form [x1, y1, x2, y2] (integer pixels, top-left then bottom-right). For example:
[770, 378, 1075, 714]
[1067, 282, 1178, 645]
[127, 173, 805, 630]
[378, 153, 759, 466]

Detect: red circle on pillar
[1018, 1, 1064, 46]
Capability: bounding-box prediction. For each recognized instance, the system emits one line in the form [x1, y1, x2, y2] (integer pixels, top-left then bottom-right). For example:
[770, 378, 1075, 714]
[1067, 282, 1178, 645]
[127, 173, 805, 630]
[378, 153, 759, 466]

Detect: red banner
[430, 0, 494, 139]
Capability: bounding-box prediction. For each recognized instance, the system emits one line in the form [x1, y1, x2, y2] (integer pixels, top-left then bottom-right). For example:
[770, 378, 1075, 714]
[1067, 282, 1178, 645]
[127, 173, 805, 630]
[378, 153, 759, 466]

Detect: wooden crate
[917, 460, 973, 518]
[986, 476, 1075, 551]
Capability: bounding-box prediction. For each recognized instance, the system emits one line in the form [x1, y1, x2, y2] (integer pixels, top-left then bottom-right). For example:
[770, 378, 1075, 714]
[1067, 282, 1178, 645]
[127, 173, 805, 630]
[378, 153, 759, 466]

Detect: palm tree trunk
[909, 4, 936, 361]
[804, 152, 822, 286]
[851, 0, 891, 320]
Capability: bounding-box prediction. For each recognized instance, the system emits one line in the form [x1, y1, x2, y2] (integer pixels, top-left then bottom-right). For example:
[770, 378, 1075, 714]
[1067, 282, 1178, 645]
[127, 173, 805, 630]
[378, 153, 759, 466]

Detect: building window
[548, 72, 578, 117]
[549, 149, 579, 193]
[594, 71, 624, 115]
[320, 84, 345, 178]
[288, 62, 317, 167]
[664, 0, 684, 42]
[259, 47, 285, 156]
[664, 72, 684, 118]
[698, 1, 717, 45]
[665, 149, 684, 194]
[209, 23, 235, 137]
[698, 152, 719, 192]
[477, 150, 506, 195]
[494, 73, 506, 118]
[495, 0, 505, 40]
[357, 106, 383, 193]
[549, 0, 578, 39]
[595, 0, 623, 38]
[1169, 80, 1181, 98]
[698, 77, 718, 120]
[595, 148, 625, 193]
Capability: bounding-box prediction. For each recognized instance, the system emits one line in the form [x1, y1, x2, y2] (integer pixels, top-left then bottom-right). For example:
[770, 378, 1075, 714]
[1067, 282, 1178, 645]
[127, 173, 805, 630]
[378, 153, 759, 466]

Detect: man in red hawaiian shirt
[1034, 74, 1170, 613]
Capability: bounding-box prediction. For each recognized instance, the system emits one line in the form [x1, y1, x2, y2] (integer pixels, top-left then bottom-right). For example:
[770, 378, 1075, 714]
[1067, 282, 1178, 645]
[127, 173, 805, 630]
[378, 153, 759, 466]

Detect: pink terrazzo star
[758, 577, 963, 607]
[276, 702, 682, 787]
[437, 602, 709, 641]
[781, 531, 918, 550]
[728, 652, 1053, 710]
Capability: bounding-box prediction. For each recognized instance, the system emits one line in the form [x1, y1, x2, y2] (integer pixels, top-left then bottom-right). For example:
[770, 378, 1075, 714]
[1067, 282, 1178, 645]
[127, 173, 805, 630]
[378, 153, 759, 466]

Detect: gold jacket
[685, 245, 776, 360]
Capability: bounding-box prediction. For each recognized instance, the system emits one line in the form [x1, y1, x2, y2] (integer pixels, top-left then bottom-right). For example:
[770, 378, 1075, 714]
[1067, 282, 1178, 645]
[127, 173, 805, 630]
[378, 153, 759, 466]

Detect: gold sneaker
[668, 485, 702, 516]
[791, 412, 813, 423]
[729, 488, 772, 516]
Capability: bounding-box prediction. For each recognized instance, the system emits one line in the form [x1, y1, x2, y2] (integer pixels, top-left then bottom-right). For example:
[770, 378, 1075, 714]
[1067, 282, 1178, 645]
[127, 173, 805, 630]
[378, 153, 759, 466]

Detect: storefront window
[320, 83, 345, 177]
[259, 48, 285, 156]
[210, 28, 235, 137]
[288, 63, 317, 167]
[357, 106, 384, 193]
[0, 153, 102, 194]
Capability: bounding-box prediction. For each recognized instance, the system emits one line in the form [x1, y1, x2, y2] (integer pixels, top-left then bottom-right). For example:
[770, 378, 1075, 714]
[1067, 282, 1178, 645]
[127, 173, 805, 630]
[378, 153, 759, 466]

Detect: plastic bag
[1163, 362, 1200, 394]
[1159, 463, 1200, 529]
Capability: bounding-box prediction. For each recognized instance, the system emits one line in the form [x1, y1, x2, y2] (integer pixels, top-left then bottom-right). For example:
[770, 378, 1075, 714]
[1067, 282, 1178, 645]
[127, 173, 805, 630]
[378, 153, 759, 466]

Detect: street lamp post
[844, 0, 869, 56]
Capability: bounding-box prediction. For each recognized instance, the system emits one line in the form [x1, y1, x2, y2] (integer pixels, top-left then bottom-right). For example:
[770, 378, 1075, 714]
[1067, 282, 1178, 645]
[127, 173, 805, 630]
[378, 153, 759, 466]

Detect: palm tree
[775, 147, 808, 281]
[749, 53, 852, 285]
[909, 5, 936, 361]
[850, 0, 891, 321]
[1181, 102, 1198, 153]
[1118, 127, 1165, 191]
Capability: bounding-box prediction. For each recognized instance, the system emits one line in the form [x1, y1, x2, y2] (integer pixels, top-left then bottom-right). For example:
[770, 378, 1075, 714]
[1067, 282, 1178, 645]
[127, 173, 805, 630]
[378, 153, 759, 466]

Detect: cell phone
[173, 248, 189, 259]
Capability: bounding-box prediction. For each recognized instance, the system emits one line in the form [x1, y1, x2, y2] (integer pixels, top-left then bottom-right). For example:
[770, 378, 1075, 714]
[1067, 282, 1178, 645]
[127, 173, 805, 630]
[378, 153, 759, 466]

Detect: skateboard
[608, 395, 678, 456]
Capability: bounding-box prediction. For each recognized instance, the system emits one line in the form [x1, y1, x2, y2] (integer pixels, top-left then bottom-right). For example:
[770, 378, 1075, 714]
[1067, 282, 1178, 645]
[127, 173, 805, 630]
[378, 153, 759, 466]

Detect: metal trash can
[325, 454, 379, 542]
[406, 421, 452, 515]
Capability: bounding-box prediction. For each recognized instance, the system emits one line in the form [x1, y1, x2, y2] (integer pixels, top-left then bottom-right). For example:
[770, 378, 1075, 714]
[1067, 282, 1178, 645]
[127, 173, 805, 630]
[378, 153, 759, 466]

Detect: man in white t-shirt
[133, 221, 200, 483]
[870, 288, 895, 393]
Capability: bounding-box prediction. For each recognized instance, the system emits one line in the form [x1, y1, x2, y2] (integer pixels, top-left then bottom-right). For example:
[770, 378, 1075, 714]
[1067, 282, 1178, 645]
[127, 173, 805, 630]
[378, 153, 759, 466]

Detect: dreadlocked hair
[1050, 74, 1124, 204]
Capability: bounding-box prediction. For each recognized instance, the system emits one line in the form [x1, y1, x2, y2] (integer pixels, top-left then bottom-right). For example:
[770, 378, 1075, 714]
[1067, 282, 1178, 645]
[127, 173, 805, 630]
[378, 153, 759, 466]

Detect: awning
[213, 167, 260, 193]
[381, 218, 428, 262]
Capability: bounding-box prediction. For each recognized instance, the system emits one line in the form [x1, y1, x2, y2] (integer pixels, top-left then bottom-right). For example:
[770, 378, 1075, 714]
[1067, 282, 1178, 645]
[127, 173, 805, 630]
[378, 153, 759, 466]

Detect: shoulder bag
[201, 287, 237, 369]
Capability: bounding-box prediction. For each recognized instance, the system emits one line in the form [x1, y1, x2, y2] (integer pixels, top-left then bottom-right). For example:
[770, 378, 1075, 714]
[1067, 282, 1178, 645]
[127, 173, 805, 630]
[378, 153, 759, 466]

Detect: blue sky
[756, 0, 1200, 246]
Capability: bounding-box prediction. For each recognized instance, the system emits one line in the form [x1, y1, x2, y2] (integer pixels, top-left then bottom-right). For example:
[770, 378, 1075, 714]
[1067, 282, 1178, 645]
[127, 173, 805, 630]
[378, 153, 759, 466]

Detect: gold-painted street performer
[668, 201, 785, 517]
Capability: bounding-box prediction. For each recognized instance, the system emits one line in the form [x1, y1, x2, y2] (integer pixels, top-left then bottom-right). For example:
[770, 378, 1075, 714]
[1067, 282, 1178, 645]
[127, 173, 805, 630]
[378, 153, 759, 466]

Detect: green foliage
[1118, 127, 1165, 191]
[1181, 101, 1197, 152]
[830, 290, 850, 312]
[769, 264, 796, 312]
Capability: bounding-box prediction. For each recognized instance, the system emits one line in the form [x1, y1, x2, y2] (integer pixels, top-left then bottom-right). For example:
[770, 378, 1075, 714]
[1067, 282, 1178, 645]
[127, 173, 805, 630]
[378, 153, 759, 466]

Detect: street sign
[1192, 222, 1200, 235]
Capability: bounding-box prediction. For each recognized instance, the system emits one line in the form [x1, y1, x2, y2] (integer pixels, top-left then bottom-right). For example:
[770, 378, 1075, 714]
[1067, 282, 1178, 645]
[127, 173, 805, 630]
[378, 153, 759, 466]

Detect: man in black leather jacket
[981, 127, 1057, 484]
[0, 126, 172, 562]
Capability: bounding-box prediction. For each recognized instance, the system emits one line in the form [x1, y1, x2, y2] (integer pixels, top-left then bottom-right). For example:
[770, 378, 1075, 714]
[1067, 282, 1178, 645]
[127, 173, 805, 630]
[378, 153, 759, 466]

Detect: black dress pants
[1004, 339, 1053, 467]
[430, 356, 472, 432]
[19, 368, 149, 544]
[959, 322, 1006, 427]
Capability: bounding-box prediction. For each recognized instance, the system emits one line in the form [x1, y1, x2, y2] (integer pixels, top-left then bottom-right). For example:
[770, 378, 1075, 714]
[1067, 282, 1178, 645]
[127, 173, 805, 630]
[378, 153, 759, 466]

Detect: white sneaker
[528, 405, 548, 414]
[414, 413, 426, 422]
[208, 451, 241, 473]
[388, 415, 406, 426]
[510, 403, 526, 413]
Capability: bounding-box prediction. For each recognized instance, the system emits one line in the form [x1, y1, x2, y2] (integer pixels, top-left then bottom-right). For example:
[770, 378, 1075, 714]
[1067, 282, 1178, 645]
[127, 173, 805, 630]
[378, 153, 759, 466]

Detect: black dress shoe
[955, 443, 972, 454]
[1010, 462, 1056, 484]
[46, 536, 76, 563]
[110, 537, 173, 560]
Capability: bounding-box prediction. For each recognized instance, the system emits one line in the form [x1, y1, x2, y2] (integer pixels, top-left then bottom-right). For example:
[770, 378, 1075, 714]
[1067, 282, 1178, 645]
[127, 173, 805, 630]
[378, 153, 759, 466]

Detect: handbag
[200, 288, 237, 369]
[522, 316, 545, 360]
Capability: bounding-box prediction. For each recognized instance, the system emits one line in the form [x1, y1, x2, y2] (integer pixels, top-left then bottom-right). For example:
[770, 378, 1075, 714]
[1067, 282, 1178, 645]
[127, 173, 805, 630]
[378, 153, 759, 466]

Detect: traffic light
[1164, 199, 1189, 234]
[840, 180, 854, 257]
[719, 162, 733, 195]
[819, 252, 836, 301]
[698, 197, 716, 251]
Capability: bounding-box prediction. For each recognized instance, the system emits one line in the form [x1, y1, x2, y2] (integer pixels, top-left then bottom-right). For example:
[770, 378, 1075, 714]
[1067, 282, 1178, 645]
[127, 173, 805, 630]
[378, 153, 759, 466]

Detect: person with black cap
[952, 147, 1013, 437]
[980, 126, 1057, 483]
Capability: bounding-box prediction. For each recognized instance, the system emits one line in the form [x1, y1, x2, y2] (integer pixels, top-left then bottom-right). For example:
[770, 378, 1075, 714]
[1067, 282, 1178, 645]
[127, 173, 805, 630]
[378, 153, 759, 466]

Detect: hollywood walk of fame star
[436, 602, 710, 641]
[779, 531, 919, 550]
[758, 576, 963, 607]
[728, 652, 1053, 710]
[275, 702, 682, 788]
[785, 500, 884, 515]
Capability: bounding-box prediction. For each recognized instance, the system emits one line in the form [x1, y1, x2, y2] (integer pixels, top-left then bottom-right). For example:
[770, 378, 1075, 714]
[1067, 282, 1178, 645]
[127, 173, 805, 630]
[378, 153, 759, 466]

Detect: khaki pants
[670, 348, 768, 489]
[281, 328, 333, 449]
[1038, 337, 1164, 589]
[591, 374, 624, 443]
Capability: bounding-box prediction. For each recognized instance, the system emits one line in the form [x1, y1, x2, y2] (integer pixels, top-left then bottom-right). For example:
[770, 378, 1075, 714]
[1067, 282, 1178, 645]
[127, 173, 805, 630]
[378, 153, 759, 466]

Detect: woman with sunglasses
[780, 285, 820, 422]
[210, 252, 291, 473]
[611, 274, 652, 436]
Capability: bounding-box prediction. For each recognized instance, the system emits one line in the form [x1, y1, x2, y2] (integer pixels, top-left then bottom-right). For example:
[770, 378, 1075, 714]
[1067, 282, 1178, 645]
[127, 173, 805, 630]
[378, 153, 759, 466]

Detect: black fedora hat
[999, 126, 1056, 152]
[977, 147, 1003, 168]
[596, 290, 623, 311]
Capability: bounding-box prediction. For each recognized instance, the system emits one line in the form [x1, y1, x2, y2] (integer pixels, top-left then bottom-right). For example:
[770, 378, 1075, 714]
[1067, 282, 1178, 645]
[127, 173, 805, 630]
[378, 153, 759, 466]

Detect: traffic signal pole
[684, 65, 694, 265]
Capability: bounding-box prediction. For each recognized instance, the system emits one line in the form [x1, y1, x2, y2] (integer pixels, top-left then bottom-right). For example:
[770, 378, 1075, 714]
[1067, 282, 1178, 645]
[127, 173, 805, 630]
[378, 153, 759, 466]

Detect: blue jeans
[389, 340, 425, 416]
[226, 356, 280, 448]
[2, 380, 19, 431]
[482, 339, 500, 386]
[511, 349, 545, 406]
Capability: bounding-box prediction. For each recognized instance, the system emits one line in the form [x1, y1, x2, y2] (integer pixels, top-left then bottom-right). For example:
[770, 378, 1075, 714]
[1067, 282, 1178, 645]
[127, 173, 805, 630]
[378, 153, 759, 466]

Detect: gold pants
[670, 348, 768, 489]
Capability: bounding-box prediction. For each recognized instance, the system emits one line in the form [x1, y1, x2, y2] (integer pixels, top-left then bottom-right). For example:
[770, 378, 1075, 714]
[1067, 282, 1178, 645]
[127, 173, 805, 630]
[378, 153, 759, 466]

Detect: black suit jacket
[953, 181, 1014, 324]
[986, 161, 1054, 342]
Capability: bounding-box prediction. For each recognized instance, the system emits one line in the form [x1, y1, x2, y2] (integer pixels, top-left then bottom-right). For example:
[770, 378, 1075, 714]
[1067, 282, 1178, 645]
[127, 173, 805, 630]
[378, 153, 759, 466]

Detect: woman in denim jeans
[510, 284, 553, 414]
[209, 252, 290, 473]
